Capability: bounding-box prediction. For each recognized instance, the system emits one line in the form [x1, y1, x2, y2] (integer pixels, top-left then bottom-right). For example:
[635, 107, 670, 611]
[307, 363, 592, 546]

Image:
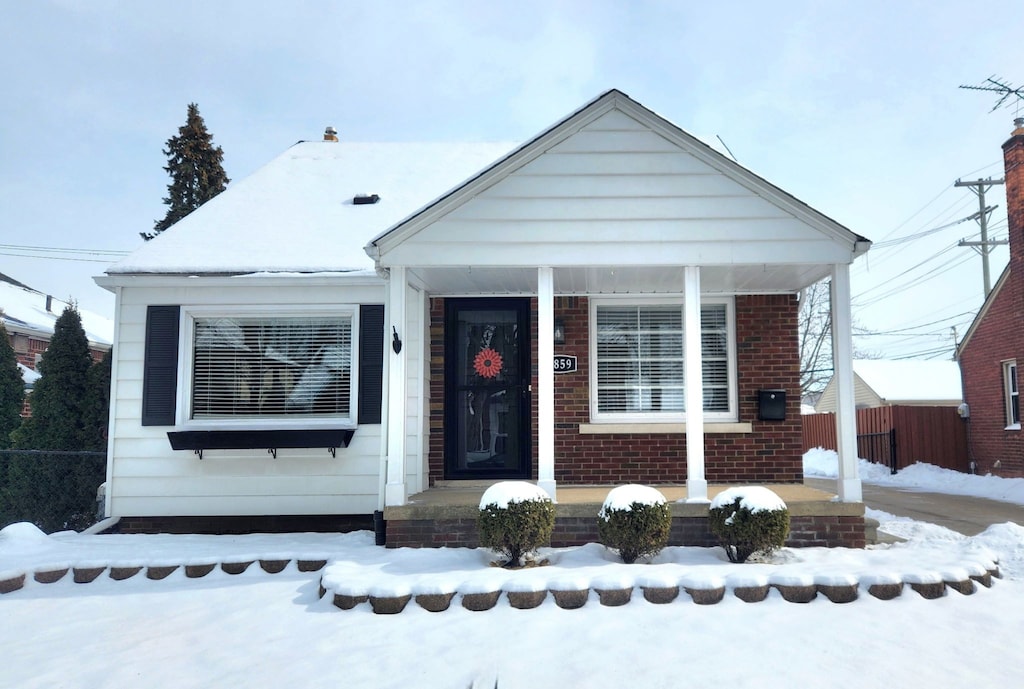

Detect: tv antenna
[959, 76, 1024, 112]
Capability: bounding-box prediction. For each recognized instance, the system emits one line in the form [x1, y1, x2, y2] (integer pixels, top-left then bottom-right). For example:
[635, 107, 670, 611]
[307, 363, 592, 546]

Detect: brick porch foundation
[384, 502, 866, 549]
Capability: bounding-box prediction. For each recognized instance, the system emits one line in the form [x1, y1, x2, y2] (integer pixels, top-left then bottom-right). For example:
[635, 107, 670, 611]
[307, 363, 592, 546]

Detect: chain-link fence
[0, 450, 106, 533]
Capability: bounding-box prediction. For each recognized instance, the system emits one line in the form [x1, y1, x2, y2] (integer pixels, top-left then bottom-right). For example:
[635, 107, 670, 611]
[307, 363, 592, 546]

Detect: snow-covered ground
[2, 455, 1024, 689]
[804, 447, 1024, 506]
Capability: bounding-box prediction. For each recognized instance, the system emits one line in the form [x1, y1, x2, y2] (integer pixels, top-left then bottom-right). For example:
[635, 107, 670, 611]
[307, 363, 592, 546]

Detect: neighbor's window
[1003, 360, 1019, 428]
[189, 314, 354, 421]
[591, 299, 734, 421]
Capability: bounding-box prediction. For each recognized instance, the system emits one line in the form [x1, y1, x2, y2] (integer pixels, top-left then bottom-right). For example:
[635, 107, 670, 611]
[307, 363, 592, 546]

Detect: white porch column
[683, 266, 708, 502]
[385, 266, 408, 506]
[537, 267, 557, 500]
[830, 263, 863, 502]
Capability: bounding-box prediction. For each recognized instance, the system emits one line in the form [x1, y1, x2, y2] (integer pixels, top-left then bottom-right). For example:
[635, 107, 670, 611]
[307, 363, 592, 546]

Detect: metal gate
[856, 429, 897, 475]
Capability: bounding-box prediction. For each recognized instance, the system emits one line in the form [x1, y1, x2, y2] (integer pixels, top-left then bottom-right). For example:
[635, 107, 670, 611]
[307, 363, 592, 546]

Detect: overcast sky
[2, 0, 1021, 360]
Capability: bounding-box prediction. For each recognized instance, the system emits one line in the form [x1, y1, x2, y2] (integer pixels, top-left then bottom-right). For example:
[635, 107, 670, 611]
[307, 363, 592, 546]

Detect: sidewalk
[805, 478, 1024, 536]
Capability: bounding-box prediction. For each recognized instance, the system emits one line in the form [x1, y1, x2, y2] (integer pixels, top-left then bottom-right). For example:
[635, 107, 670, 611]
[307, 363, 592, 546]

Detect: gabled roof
[955, 265, 1009, 359]
[106, 141, 518, 276]
[854, 359, 962, 403]
[367, 89, 870, 264]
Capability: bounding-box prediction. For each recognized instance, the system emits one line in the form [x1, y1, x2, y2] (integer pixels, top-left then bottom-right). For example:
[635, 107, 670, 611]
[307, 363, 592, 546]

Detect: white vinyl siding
[590, 298, 735, 422]
[104, 280, 398, 518]
[191, 315, 353, 420]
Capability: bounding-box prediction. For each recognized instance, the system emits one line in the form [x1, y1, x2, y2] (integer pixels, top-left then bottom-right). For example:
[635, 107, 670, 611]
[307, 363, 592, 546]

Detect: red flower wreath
[473, 347, 503, 379]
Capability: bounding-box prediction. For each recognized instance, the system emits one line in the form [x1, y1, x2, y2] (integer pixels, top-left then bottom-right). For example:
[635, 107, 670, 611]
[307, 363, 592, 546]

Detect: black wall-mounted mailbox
[757, 389, 786, 421]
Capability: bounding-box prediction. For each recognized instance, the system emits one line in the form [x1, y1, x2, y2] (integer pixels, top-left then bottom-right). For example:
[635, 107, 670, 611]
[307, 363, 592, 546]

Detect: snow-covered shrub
[598, 485, 672, 564]
[708, 486, 790, 563]
[477, 482, 555, 568]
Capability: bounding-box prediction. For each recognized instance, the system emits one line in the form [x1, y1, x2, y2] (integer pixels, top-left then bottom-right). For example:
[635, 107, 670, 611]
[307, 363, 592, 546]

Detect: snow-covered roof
[18, 362, 40, 389]
[853, 359, 962, 403]
[1, 279, 113, 347]
[107, 140, 518, 276]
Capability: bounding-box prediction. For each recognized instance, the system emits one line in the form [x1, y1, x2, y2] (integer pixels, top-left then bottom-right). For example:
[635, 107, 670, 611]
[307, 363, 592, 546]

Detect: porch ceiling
[406, 263, 832, 296]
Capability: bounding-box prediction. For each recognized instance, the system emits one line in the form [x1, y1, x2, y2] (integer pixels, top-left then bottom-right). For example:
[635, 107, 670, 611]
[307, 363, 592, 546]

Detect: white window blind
[191, 315, 352, 419]
[595, 303, 729, 416]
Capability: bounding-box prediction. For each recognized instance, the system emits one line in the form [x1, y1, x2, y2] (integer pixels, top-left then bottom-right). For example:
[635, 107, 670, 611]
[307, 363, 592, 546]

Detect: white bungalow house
[97, 90, 869, 546]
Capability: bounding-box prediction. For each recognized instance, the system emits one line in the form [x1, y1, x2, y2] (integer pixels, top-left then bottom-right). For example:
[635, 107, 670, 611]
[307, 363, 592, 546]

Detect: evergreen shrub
[477, 482, 555, 568]
[598, 485, 672, 564]
[708, 486, 790, 563]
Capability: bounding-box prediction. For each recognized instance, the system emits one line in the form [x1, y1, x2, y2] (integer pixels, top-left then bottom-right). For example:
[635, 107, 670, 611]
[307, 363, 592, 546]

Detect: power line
[0, 243, 129, 256]
[0, 251, 121, 264]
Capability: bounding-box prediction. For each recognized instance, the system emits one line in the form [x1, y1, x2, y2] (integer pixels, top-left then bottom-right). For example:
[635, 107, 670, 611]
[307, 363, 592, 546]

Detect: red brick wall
[429, 293, 803, 485]
[385, 513, 864, 549]
[958, 127, 1024, 477]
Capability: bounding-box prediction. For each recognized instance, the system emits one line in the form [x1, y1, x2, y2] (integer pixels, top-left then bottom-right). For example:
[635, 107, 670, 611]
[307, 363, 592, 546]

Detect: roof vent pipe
[324, 126, 338, 142]
[45, 295, 52, 312]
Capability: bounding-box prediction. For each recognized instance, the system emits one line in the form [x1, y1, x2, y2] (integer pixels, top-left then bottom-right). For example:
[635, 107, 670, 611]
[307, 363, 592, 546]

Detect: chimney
[324, 126, 338, 142]
[1004, 118, 1024, 269]
[45, 295, 52, 313]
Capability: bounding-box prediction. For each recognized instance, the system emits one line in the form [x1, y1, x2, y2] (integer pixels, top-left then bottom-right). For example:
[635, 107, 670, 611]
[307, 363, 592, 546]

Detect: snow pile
[599, 484, 666, 518]
[710, 486, 787, 512]
[479, 481, 551, 509]
[804, 448, 1024, 506]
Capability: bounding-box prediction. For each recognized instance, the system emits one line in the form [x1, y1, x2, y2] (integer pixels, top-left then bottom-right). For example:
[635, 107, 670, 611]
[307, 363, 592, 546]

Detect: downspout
[102, 285, 122, 522]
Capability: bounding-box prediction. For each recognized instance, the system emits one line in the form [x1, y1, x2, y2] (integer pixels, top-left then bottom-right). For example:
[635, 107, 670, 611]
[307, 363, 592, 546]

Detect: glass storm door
[444, 298, 530, 479]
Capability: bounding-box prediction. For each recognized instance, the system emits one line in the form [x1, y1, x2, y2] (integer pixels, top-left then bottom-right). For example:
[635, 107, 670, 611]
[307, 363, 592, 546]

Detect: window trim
[1003, 359, 1020, 430]
[175, 304, 360, 430]
[587, 295, 737, 424]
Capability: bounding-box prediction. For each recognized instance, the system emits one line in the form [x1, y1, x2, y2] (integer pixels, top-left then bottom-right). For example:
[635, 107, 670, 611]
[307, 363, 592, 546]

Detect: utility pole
[956, 177, 1006, 297]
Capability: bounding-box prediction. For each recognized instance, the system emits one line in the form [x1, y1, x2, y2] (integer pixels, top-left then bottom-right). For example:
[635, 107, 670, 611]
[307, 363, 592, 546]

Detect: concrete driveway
[804, 478, 1024, 536]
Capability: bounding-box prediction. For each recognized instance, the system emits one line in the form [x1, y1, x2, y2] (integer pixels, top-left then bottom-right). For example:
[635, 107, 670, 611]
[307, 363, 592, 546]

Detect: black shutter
[358, 304, 385, 424]
[141, 305, 181, 426]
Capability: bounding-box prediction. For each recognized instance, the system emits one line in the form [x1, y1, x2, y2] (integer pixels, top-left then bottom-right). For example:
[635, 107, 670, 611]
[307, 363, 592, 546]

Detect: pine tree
[4, 307, 105, 531]
[11, 305, 94, 450]
[0, 323, 24, 449]
[81, 349, 112, 452]
[142, 103, 229, 240]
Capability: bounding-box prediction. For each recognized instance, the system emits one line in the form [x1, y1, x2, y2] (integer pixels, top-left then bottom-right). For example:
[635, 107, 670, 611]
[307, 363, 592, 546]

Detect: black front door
[444, 298, 531, 479]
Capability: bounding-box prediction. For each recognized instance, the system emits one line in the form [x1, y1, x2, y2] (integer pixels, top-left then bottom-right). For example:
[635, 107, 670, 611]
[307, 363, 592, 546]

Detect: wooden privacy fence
[802, 406, 969, 473]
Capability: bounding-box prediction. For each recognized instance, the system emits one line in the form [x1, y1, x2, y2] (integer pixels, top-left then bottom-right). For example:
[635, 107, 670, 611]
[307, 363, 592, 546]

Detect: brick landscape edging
[0, 557, 1002, 615]
[0, 557, 329, 594]
[318, 562, 1001, 614]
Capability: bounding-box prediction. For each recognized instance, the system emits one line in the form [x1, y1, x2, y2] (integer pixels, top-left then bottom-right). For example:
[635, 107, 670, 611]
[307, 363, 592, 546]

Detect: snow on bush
[477, 481, 554, 568]
[597, 485, 672, 564]
[708, 486, 790, 563]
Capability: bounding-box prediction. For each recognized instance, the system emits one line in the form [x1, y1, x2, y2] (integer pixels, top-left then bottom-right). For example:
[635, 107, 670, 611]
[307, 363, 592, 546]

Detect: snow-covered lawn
[3, 457, 1024, 688]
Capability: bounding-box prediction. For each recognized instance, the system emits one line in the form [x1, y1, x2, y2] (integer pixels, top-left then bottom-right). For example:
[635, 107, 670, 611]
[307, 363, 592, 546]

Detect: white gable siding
[106, 280, 410, 517]
[815, 373, 882, 413]
[380, 109, 852, 268]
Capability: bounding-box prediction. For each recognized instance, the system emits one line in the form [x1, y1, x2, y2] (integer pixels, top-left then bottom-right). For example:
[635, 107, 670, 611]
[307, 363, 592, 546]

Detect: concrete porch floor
[406, 480, 838, 508]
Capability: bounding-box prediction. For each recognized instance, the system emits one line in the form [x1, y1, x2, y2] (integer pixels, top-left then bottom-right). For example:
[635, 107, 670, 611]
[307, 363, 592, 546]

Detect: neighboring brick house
[957, 119, 1024, 478]
[1, 273, 113, 416]
[97, 90, 871, 545]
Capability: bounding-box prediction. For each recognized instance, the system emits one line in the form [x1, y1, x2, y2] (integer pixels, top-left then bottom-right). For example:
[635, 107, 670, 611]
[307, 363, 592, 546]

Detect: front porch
[383, 481, 866, 550]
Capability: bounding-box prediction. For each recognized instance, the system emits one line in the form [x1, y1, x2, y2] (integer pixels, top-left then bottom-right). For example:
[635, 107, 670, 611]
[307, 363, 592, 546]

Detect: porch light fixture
[553, 318, 566, 345]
